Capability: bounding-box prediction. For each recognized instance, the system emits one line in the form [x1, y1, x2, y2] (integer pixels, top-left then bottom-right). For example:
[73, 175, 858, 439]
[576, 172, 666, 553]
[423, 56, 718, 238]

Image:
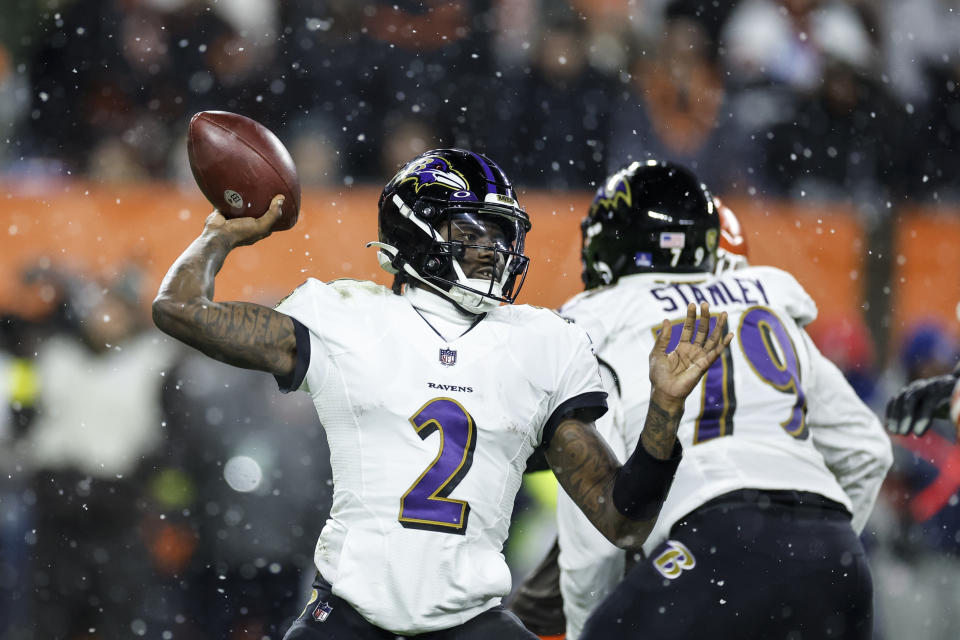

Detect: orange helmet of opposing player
[714, 197, 749, 274]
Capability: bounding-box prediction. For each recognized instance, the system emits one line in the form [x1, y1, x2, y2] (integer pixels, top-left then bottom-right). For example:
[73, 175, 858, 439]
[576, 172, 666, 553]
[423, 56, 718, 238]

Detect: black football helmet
[370, 148, 531, 313]
[581, 160, 719, 289]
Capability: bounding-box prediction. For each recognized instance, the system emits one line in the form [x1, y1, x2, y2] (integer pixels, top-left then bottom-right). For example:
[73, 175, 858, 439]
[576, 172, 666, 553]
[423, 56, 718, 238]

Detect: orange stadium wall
[0, 180, 933, 350]
[891, 208, 960, 344]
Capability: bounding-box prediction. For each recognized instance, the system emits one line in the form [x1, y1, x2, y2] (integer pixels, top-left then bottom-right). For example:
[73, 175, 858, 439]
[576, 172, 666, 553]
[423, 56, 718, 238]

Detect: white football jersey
[556, 266, 892, 639]
[556, 364, 626, 640]
[275, 279, 606, 634]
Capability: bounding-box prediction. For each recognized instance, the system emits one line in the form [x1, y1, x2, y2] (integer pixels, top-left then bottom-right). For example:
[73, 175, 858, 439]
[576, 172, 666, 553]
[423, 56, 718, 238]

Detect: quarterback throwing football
[153, 149, 731, 639]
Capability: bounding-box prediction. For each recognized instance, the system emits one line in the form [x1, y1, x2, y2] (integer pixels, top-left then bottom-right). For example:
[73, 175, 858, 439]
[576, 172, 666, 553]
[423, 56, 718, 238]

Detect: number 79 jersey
[561, 266, 890, 554]
[275, 279, 606, 634]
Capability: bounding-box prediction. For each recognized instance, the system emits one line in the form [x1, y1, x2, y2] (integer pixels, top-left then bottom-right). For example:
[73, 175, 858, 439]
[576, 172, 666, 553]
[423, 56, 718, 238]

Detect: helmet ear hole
[423, 256, 445, 276]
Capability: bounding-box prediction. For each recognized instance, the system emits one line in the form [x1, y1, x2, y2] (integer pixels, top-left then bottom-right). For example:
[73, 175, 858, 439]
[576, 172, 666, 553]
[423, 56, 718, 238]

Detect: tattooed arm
[546, 302, 732, 550]
[152, 195, 297, 377]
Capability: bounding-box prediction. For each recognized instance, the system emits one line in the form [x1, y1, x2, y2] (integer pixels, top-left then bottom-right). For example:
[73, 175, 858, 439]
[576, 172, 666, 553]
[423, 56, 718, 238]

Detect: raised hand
[203, 194, 285, 248]
[649, 302, 733, 409]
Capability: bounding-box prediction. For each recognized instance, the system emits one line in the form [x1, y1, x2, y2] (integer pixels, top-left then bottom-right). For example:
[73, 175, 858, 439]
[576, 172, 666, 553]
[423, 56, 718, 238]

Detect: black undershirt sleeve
[525, 392, 608, 473]
[541, 391, 608, 448]
[274, 317, 310, 393]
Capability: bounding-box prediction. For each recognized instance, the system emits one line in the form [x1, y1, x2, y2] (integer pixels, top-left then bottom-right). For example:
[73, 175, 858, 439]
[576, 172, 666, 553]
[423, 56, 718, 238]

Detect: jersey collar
[617, 271, 713, 287]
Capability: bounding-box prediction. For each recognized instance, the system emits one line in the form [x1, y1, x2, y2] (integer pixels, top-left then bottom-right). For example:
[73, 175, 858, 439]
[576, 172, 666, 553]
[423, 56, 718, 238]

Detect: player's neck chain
[410, 305, 486, 343]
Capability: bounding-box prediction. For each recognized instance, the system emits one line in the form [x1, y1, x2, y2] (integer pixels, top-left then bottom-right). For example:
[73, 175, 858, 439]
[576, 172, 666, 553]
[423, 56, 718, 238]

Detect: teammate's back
[563, 264, 886, 553]
[551, 160, 891, 640]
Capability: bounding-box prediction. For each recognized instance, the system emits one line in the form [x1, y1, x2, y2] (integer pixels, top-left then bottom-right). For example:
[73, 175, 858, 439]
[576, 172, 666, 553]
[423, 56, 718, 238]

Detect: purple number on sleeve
[738, 307, 808, 439]
[657, 318, 736, 444]
[398, 397, 477, 534]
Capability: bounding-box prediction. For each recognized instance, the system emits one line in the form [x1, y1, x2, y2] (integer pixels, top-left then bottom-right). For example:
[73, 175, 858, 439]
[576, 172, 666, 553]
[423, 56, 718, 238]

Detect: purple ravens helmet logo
[589, 168, 633, 218]
[396, 155, 472, 196]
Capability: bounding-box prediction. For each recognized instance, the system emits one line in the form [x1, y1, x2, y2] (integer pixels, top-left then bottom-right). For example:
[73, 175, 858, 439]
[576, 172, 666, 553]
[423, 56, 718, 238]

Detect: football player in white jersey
[550, 160, 893, 640]
[508, 196, 754, 640]
[152, 149, 732, 640]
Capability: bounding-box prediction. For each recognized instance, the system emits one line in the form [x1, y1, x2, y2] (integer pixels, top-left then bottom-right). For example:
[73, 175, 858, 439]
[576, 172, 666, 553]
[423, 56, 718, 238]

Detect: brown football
[187, 111, 301, 231]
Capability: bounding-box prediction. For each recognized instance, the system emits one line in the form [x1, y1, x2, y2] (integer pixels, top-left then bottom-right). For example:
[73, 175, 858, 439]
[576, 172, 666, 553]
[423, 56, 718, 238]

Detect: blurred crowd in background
[2, 0, 960, 639]
[0, 262, 332, 639]
[0, 0, 959, 203]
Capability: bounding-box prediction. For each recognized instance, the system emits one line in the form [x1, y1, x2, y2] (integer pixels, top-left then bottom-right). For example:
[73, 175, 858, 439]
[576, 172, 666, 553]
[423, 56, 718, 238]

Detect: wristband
[612, 439, 682, 520]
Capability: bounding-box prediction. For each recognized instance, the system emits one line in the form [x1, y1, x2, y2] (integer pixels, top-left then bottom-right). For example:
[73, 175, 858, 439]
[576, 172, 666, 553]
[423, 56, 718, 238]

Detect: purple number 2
[657, 305, 807, 444]
[398, 398, 477, 535]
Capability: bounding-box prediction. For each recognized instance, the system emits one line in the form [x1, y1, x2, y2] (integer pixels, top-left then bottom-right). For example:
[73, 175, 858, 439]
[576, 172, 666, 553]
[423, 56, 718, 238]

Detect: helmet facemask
[427, 209, 530, 312]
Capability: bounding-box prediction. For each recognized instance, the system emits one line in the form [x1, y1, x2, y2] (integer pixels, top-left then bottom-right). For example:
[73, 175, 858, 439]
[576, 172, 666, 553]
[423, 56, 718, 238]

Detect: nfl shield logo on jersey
[439, 348, 457, 367]
[313, 600, 333, 622]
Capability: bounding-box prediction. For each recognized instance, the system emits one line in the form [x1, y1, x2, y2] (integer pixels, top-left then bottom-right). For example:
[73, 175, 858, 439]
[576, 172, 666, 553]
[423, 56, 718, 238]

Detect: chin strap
[445, 278, 502, 313]
[365, 241, 500, 314]
[366, 241, 401, 274]
[364, 241, 494, 313]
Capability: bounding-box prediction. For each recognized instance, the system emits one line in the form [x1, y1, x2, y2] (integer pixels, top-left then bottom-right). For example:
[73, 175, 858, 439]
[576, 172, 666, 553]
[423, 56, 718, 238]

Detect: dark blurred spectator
[760, 57, 904, 201]
[282, 0, 500, 183]
[13, 265, 179, 639]
[0, 42, 30, 169]
[21, 0, 281, 180]
[878, 0, 960, 104]
[491, 0, 538, 66]
[508, 16, 615, 190]
[872, 322, 960, 640]
[606, 16, 754, 192]
[900, 323, 960, 382]
[0, 314, 42, 639]
[663, 0, 740, 59]
[904, 60, 960, 201]
[143, 347, 330, 639]
[281, 0, 380, 181]
[286, 119, 345, 188]
[379, 115, 438, 177]
[718, 0, 882, 165]
[6, 264, 331, 639]
[721, 0, 876, 92]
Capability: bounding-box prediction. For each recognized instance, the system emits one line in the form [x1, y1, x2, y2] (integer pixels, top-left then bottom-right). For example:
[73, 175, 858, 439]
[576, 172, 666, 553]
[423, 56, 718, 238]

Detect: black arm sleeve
[612, 440, 682, 520]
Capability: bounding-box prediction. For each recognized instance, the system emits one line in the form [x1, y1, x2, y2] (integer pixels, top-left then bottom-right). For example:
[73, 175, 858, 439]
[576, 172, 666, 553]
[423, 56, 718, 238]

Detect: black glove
[885, 372, 959, 436]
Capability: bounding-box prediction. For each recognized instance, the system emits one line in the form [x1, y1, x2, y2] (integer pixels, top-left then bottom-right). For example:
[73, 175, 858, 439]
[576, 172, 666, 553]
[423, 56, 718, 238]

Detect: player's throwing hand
[649, 302, 732, 408]
[202, 194, 286, 248]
